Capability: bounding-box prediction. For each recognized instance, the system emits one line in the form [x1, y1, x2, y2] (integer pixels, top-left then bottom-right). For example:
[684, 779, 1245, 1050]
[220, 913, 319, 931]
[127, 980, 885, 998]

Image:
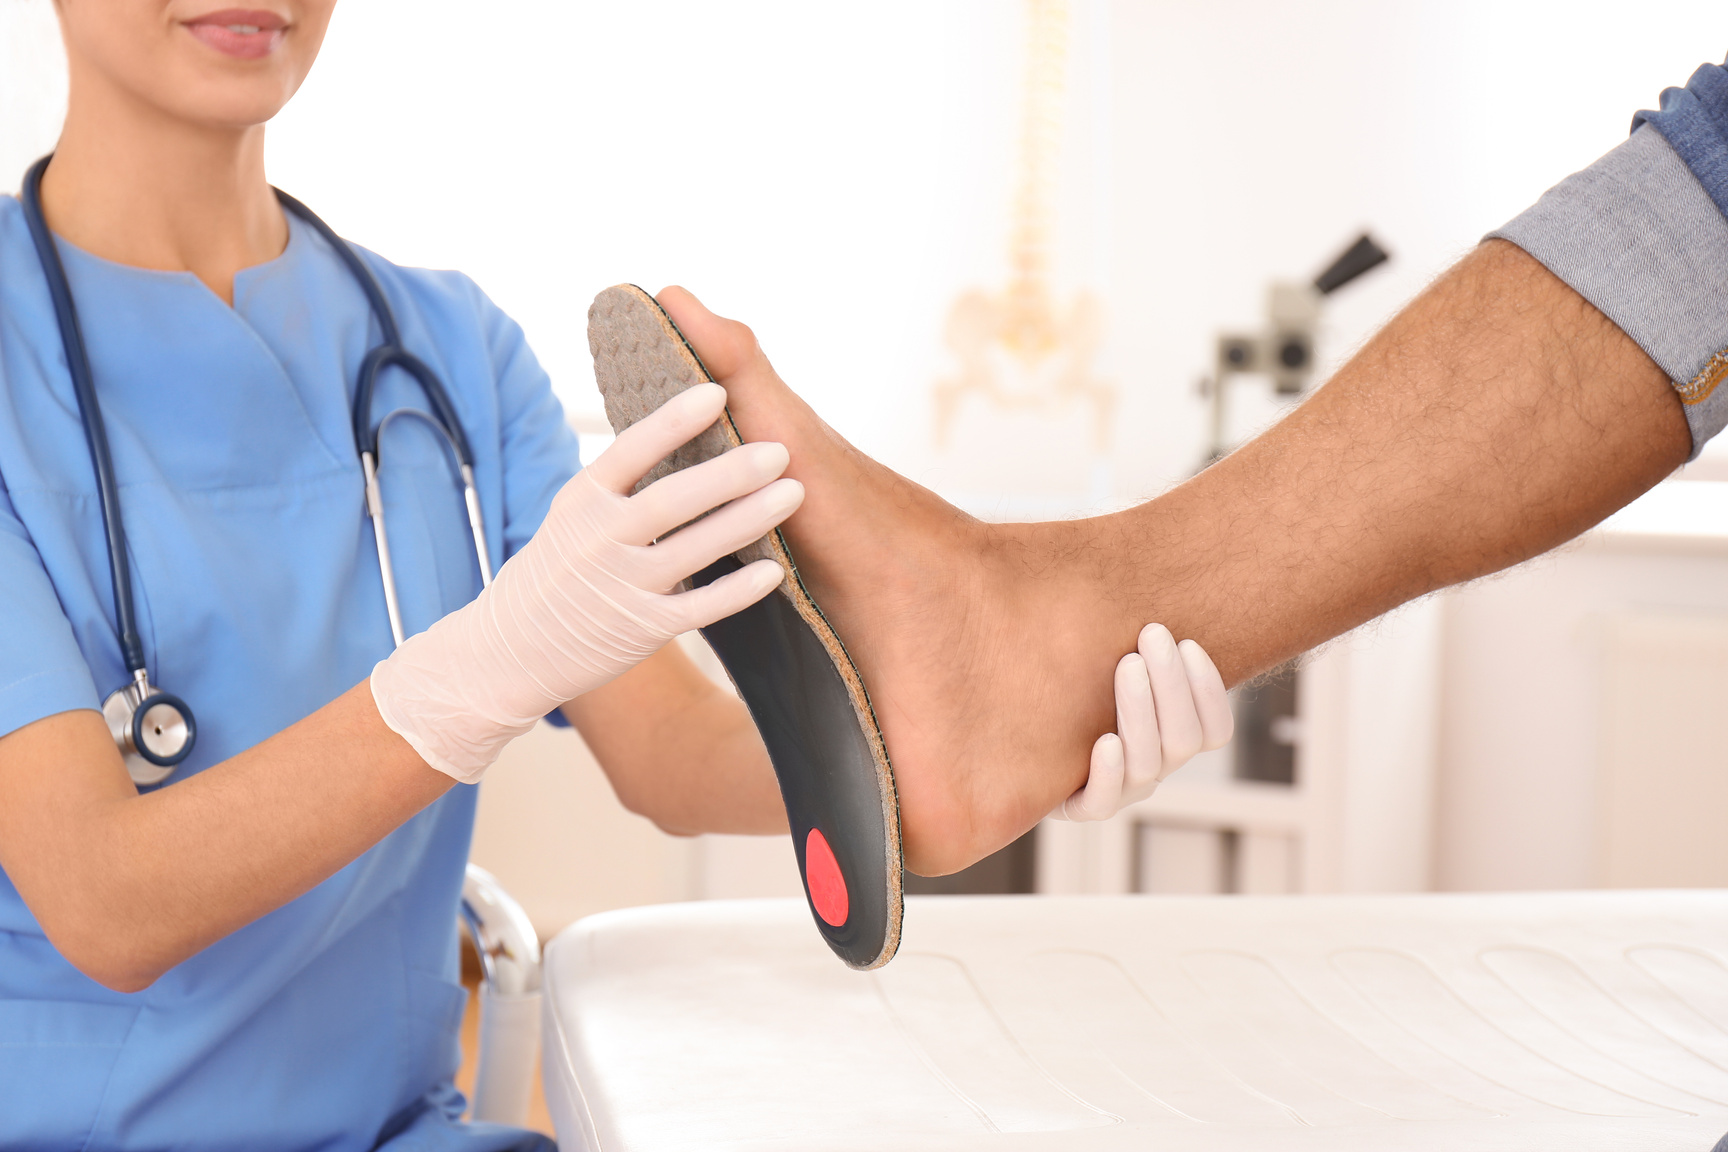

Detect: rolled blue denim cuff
[1488, 126, 1728, 458]
[1632, 60, 1728, 223]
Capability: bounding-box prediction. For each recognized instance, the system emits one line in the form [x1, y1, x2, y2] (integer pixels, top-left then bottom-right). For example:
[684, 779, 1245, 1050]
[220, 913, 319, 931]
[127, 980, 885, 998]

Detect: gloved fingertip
[673, 558, 784, 630]
[746, 554, 786, 578]
[675, 380, 727, 416]
[1175, 636, 1210, 668]
[1060, 784, 1102, 822]
[1138, 622, 1178, 664]
[1115, 652, 1151, 704]
[765, 477, 804, 516]
[645, 383, 725, 439]
[734, 558, 787, 602]
[723, 440, 791, 482]
[1178, 638, 1235, 747]
[753, 440, 791, 474]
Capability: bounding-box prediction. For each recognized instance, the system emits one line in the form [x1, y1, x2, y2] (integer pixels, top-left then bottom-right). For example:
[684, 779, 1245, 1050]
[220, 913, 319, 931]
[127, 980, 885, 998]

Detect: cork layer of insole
[587, 284, 902, 970]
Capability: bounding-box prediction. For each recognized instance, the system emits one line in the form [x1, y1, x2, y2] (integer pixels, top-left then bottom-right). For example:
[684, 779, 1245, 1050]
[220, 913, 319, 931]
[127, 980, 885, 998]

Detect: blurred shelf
[1126, 779, 1308, 835]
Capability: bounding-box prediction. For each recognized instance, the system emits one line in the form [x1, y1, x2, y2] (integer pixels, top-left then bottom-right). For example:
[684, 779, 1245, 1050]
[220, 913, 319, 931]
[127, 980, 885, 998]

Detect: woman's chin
[156, 71, 299, 134]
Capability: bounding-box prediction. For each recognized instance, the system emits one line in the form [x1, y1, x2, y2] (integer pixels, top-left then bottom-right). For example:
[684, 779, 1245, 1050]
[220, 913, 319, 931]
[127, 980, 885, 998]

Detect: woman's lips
[183, 9, 287, 60]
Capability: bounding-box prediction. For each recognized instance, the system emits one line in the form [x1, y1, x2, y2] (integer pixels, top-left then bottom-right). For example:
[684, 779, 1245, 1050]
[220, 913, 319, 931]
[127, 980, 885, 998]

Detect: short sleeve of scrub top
[0, 480, 101, 736]
[0, 195, 573, 1152]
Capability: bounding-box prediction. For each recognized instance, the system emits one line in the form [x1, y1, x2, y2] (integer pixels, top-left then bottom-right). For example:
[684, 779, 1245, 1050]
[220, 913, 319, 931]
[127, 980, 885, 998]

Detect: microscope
[1200, 233, 1390, 465]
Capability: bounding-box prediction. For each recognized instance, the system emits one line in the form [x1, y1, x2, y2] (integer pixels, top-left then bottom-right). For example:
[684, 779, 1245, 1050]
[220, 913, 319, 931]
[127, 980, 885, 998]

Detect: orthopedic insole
[588, 285, 902, 970]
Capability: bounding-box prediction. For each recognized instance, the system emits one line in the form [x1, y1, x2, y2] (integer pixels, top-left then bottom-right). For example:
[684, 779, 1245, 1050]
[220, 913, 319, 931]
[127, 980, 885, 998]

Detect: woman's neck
[38, 65, 288, 307]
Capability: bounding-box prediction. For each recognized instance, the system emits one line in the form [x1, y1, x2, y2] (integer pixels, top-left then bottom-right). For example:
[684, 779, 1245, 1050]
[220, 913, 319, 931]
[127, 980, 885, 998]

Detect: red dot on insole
[804, 828, 849, 927]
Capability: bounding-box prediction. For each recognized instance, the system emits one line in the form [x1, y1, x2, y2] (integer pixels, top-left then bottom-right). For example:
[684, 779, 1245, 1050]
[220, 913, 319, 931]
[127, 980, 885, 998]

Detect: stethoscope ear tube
[273, 188, 403, 348]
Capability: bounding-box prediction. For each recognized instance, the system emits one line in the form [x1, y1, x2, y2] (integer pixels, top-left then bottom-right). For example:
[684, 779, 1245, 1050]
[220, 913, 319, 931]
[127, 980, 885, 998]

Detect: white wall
[268, 0, 1020, 484]
[272, 0, 1728, 501]
[0, 0, 66, 185]
[12, 1, 1722, 492]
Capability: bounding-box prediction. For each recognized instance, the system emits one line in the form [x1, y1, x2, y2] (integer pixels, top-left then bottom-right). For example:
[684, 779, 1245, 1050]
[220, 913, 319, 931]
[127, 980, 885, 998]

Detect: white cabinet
[1436, 479, 1728, 891]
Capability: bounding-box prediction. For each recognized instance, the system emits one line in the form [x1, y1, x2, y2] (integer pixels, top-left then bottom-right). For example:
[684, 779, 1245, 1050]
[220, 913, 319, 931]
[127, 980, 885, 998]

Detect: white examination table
[541, 892, 1728, 1150]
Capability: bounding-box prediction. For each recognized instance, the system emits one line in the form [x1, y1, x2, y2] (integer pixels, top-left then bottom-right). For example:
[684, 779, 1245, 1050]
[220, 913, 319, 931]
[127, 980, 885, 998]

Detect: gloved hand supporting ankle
[1054, 624, 1234, 821]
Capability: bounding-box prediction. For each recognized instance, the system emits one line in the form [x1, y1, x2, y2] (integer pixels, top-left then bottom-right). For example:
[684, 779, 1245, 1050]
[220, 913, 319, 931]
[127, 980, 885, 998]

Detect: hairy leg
[659, 241, 1688, 875]
[1096, 239, 1688, 680]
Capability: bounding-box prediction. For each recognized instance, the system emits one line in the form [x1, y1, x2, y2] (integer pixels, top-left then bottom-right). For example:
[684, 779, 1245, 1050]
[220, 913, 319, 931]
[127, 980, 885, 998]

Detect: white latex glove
[1053, 624, 1234, 821]
[371, 383, 801, 783]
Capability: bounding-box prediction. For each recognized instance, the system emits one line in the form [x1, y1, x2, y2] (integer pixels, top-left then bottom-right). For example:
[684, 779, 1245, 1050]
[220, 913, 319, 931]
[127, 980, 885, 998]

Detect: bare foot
[650, 247, 1692, 878]
[658, 287, 1133, 875]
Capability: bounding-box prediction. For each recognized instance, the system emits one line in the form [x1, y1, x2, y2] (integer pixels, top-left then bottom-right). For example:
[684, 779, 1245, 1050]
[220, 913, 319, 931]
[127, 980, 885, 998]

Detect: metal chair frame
[459, 863, 544, 1126]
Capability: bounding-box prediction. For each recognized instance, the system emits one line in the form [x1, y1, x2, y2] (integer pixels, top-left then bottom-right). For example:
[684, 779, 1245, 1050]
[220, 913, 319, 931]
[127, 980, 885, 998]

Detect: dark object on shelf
[1201, 231, 1392, 463]
[903, 829, 1038, 896]
[1314, 233, 1391, 296]
[1234, 663, 1299, 786]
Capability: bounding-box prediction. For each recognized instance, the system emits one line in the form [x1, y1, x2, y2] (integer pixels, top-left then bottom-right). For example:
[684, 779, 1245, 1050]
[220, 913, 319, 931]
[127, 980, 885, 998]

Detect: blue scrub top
[0, 196, 577, 1151]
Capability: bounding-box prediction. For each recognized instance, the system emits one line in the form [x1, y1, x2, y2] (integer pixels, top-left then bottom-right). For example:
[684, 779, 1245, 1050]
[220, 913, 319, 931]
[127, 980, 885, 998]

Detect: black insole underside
[694, 555, 891, 969]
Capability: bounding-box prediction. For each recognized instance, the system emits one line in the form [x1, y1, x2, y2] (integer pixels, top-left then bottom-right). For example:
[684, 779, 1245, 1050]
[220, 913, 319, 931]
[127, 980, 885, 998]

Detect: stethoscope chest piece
[102, 672, 196, 787]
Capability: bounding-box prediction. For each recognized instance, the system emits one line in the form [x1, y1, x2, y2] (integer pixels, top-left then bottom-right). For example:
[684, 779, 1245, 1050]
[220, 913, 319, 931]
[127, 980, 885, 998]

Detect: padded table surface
[541, 892, 1728, 1150]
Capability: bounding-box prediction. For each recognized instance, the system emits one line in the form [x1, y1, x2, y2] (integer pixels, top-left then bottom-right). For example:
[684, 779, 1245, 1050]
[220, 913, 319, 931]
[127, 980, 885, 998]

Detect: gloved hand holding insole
[371, 383, 803, 784]
[1054, 624, 1234, 821]
[589, 284, 907, 970]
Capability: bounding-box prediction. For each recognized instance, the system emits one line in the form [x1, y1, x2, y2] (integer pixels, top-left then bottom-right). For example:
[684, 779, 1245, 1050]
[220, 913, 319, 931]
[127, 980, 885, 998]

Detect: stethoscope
[19, 155, 493, 787]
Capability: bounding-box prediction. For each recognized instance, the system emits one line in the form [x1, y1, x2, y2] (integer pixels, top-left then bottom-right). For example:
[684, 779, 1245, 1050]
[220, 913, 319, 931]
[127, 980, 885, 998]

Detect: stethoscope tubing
[271, 186, 494, 643]
[20, 154, 493, 776]
[20, 157, 149, 677]
[271, 188, 476, 468]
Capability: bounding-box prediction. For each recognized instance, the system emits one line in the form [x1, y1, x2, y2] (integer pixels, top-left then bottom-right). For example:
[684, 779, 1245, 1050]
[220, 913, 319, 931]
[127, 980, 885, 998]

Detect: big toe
[658, 286, 764, 379]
